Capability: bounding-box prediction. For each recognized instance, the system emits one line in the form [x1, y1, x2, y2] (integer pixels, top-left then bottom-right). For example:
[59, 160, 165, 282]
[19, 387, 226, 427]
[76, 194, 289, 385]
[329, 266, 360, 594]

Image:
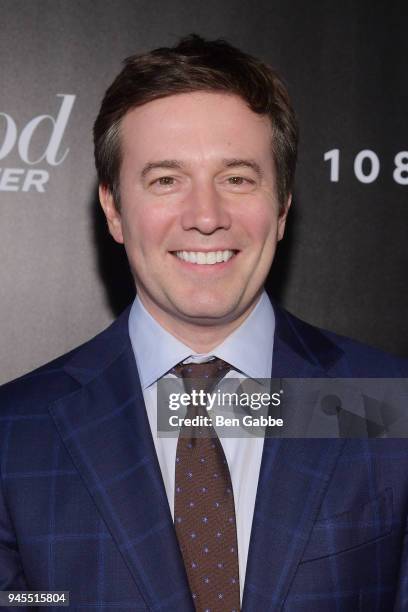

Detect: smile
[174, 250, 237, 265]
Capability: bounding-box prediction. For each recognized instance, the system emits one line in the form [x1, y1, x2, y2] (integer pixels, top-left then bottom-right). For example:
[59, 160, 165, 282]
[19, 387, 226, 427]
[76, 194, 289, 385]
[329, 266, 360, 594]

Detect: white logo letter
[18, 94, 76, 165]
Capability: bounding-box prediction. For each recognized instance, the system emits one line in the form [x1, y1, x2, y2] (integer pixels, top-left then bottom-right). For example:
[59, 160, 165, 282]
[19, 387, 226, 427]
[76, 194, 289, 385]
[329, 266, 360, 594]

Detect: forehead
[119, 92, 273, 166]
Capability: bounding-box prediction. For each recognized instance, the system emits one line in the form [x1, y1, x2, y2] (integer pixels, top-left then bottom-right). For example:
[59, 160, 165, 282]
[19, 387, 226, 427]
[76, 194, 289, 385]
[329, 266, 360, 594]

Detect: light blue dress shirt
[128, 291, 275, 600]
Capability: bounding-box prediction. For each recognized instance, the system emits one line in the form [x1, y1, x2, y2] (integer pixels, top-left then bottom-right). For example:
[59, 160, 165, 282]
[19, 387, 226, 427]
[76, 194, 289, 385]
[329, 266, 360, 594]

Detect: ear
[277, 194, 292, 241]
[99, 184, 124, 244]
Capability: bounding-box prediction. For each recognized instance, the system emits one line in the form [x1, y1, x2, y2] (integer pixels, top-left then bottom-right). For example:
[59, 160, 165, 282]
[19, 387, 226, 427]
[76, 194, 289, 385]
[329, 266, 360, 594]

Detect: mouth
[171, 249, 238, 265]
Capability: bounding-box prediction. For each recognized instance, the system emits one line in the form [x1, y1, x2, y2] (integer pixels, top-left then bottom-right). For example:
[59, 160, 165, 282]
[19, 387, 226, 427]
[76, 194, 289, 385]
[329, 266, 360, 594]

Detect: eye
[147, 175, 180, 193]
[153, 176, 176, 186]
[227, 176, 251, 185]
[223, 175, 257, 191]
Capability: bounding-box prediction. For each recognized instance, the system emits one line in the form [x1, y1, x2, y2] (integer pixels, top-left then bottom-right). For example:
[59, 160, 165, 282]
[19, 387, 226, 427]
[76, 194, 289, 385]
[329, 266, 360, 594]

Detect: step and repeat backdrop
[1, 1, 407, 383]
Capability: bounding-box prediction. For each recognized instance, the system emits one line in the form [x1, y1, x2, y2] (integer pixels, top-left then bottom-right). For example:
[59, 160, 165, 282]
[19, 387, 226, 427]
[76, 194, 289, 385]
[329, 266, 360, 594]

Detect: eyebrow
[222, 158, 263, 178]
[140, 157, 263, 179]
[141, 160, 184, 178]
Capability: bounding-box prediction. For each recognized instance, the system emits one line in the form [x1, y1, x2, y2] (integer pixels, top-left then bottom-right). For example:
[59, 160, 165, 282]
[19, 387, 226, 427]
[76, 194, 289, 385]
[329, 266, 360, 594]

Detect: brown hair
[93, 34, 298, 210]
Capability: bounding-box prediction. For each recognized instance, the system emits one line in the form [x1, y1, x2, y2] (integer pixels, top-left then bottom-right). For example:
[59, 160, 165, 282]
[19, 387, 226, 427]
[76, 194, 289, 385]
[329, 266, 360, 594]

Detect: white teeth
[175, 250, 235, 264]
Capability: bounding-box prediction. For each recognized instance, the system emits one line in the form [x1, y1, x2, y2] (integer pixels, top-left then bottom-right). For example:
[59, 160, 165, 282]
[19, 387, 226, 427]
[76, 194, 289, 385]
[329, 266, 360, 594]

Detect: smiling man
[1, 35, 408, 612]
[99, 90, 289, 351]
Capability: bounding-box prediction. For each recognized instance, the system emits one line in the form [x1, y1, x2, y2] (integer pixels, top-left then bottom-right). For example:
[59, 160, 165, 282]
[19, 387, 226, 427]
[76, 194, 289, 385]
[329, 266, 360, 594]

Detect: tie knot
[171, 358, 231, 395]
[172, 357, 230, 379]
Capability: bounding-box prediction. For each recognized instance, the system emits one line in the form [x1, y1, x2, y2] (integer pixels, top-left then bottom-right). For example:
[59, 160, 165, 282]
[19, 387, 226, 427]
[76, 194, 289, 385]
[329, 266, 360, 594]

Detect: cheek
[242, 205, 278, 244]
[121, 205, 175, 258]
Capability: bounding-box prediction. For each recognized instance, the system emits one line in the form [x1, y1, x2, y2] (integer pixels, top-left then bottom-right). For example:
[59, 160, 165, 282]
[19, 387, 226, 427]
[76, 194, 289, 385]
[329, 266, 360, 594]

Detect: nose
[180, 181, 231, 234]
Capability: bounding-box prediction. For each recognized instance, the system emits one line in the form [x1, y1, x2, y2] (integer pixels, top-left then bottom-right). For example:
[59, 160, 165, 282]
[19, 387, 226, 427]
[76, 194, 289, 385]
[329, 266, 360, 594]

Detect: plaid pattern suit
[1, 301, 408, 611]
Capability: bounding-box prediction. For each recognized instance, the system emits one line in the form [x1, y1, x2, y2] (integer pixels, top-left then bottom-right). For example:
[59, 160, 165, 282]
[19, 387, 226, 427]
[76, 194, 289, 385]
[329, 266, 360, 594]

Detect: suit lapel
[242, 437, 345, 610]
[242, 303, 346, 610]
[49, 311, 194, 611]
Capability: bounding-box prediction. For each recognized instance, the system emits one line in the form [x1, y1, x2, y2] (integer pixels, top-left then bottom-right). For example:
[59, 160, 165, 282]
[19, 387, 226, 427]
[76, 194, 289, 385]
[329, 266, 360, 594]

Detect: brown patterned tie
[171, 358, 240, 612]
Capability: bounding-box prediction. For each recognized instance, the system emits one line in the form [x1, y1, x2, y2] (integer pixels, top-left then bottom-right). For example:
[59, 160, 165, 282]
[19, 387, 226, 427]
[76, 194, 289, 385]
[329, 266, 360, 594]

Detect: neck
[137, 294, 262, 353]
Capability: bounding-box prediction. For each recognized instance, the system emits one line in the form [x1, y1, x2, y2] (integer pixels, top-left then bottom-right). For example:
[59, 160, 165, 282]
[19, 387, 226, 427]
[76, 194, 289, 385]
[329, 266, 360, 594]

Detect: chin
[173, 294, 243, 324]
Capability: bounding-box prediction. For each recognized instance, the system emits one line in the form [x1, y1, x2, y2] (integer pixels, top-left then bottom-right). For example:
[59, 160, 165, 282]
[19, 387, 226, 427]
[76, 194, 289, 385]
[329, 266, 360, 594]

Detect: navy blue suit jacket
[1, 303, 408, 611]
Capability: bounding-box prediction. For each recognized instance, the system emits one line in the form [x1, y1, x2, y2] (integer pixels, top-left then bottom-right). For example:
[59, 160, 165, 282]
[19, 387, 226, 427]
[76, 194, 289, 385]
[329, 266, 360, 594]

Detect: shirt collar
[129, 291, 275, 389]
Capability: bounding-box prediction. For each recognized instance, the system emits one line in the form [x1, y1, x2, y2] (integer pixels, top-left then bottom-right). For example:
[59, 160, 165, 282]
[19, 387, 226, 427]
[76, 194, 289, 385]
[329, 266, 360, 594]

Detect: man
[1, 35, 408, 611]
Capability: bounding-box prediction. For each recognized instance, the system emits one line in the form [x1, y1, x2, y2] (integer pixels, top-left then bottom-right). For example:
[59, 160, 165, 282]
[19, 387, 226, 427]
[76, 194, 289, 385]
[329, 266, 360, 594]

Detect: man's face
[100, 92, 291, 334]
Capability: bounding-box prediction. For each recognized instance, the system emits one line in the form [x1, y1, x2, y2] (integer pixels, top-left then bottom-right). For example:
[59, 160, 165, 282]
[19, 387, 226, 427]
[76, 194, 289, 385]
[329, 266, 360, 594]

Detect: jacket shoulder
[276, 304, 408, 377]
[321, 325, 408, 376]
